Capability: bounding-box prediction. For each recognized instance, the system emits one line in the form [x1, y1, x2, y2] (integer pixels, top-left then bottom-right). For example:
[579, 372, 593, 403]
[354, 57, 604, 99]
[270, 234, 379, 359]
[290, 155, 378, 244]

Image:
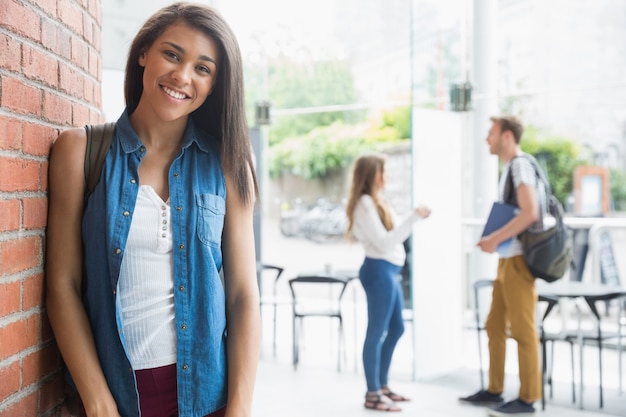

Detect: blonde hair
[345, 154, 393, 236]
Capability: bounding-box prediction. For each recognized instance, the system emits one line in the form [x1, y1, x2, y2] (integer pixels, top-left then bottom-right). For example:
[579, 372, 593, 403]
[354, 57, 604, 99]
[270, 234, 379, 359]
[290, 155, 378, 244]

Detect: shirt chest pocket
[196, 193, 226, 248]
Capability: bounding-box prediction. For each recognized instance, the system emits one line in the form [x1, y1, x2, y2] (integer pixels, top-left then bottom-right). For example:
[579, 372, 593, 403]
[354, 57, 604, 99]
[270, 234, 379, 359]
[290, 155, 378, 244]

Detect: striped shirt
[497, 153, 547, 258]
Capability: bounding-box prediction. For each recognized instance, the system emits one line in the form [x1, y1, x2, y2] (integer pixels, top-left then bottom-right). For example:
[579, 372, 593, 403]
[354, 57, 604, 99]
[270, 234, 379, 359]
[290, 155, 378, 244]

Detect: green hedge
[268, 107, 410, 179]
[519, 127, 590, 206]
[268, 116, 626, 211]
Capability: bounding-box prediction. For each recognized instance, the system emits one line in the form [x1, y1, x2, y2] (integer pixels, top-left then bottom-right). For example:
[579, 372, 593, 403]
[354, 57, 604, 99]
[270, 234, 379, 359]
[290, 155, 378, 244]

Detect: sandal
[381, 388, 410, 402]
[364, 392, 402, 412]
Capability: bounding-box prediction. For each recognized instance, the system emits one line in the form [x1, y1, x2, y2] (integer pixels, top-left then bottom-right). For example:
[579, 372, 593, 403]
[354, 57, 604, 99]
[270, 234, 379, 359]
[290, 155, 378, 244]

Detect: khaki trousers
[485, 255, 542, 403]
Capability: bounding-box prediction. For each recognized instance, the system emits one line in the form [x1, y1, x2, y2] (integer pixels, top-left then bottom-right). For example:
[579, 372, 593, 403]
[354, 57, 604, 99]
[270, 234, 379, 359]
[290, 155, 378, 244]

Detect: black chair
[538, 293, 576, 410]
[618, 297, 626, 395]
[257, 263, 290, 357]
[472, 279, 574, 411]
[288, 274, 351, 371]
[563, 291, 626, 408]
[472, 279, 495, 390]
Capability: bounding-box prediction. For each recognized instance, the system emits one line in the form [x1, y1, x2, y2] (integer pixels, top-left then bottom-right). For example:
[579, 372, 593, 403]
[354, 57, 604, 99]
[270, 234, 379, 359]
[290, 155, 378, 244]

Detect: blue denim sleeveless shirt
[81, 110, 227, 417]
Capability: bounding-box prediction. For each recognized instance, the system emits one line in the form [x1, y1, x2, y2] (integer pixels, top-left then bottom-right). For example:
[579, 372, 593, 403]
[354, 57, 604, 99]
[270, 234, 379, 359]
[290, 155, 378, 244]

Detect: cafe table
[536, 280, 626, 409]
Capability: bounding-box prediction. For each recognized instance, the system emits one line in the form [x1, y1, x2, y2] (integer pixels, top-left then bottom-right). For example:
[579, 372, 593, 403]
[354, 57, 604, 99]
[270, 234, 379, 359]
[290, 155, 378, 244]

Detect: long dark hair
[346, 154, 393, 235]
[124, 2, 258, 204]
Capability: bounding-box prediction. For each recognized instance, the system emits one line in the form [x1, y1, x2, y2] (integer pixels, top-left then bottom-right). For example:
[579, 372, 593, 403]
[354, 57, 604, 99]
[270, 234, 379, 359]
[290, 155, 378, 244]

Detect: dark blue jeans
[359, 257, 405, 392]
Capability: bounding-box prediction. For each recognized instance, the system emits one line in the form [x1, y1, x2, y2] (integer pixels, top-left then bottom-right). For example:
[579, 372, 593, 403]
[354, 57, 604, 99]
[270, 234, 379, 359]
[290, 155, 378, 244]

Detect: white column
[410, 109, 465, 379]
[469, 0, 499, 287]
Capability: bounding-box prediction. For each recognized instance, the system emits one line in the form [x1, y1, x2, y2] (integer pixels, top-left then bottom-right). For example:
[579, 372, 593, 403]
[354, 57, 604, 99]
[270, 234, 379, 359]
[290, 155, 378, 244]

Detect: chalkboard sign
[599, 231, 620, 286]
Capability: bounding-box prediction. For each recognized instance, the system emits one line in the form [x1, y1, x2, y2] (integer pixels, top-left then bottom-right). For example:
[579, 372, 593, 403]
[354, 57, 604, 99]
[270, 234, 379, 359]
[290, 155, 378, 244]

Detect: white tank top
[118, 185, 176, 370]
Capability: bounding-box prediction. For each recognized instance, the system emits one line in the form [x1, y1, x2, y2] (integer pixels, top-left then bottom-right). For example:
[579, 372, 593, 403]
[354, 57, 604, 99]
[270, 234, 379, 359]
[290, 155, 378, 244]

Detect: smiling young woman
[45, 3, 260, 417]
[135, 23, 219, 127]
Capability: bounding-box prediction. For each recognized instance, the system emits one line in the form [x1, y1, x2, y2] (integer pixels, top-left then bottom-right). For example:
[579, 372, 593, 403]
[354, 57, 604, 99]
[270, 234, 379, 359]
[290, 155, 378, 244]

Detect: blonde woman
[346, 154, 431, 412]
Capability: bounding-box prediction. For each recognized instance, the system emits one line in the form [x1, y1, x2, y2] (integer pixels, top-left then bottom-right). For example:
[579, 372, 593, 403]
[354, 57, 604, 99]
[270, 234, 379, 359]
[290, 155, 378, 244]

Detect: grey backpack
[504, 155, 573, 282]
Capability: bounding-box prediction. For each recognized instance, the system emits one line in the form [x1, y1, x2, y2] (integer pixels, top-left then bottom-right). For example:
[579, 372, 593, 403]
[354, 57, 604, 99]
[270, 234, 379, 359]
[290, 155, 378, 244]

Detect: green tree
[380, 106, 411, 139]
[268, 108, 409, 179]
[519, 126, 590, 206]
[609, 168, 626, 211]
[244, 50, 413, 181]
[245, 56, 362, 145]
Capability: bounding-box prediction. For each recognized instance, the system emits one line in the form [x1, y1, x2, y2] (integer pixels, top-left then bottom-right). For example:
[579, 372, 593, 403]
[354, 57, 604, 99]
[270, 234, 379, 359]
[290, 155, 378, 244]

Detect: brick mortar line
[0, 149, 54, 163]
[0, 67, 101, 106]
[0, 342, 60, 413]
[0, 229, 45, 242]
[0, 269, 46, 292]
[0, 69, 102, 109]
[12, 0, 102, 42]
[0, 27, 102, 83]
[0, 304, 45, 327]
[0, 190, 48, 199]
[0, 107, 104, 128]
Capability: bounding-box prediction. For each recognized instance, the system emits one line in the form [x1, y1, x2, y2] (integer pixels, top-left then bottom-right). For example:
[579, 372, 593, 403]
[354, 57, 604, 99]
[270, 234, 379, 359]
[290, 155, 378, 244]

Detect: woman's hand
[414, 206, 431, 219]
[82, 399, 122, 417]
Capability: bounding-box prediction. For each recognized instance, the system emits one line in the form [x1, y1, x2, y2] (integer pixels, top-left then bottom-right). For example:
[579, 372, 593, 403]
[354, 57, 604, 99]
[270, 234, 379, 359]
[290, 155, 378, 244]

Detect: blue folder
[482, 202, 518, 256]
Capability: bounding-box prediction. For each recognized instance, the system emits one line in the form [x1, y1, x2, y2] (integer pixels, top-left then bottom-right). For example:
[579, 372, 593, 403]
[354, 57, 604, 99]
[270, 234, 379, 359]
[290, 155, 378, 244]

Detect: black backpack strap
[504, 157, 519, 206]
[84, 123, 116, 197]
[504, 154, 550, 206]
[504, 163, 516, 206]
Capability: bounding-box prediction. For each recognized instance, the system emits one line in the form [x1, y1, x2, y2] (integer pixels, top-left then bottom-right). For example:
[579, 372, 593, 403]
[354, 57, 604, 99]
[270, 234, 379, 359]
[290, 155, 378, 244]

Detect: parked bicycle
[280, 198, 348, 243]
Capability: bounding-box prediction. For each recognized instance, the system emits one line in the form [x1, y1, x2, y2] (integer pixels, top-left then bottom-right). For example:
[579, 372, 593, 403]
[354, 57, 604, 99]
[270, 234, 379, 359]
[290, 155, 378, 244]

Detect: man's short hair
[490, 115, 524, 144]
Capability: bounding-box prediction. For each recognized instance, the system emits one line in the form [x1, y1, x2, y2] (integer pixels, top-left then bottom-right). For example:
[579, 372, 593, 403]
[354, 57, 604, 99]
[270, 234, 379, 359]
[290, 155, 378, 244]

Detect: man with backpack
[459, 115, 546, 416]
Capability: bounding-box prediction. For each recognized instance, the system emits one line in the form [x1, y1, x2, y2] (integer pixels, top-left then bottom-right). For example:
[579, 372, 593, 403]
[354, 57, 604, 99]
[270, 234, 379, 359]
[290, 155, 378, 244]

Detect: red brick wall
[0, 0, 103, 416]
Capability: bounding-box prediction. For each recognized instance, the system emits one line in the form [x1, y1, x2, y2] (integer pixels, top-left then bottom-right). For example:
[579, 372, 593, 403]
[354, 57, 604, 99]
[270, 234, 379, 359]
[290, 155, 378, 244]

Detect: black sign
[599, 231, 620, 286]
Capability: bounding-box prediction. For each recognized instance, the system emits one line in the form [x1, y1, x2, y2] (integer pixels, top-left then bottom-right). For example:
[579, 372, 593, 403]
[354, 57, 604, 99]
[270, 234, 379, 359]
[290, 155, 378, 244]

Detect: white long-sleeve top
[351, 194, 422, 266]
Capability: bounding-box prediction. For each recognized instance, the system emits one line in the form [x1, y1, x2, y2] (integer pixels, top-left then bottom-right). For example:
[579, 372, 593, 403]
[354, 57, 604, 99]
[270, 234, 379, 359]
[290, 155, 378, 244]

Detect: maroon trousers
[79, 364, 226, 417]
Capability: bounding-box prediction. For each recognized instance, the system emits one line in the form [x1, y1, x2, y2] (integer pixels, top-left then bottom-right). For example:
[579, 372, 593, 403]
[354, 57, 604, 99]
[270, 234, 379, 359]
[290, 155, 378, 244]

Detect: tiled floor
[251, 306, 624, 417]
[255, 219, 625, 416]
[252, 359, 622, 417]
